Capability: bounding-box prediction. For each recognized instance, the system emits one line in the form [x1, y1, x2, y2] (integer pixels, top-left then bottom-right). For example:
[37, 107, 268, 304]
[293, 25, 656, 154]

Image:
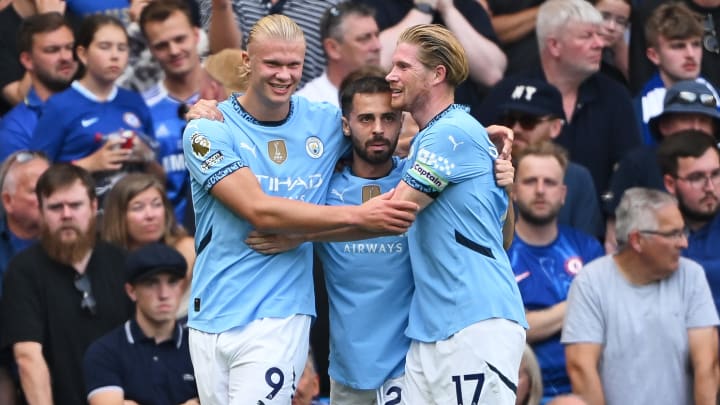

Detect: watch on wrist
[414, 2, 435, 15]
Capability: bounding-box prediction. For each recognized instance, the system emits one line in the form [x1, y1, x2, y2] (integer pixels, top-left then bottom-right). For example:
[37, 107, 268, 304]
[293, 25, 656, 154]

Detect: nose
[61, 204, 73, 218]
[169, 41, 181, 55]
[592, 32, 604, 48]
[677, 233, 689, 249]
[386, 69, 397, 83]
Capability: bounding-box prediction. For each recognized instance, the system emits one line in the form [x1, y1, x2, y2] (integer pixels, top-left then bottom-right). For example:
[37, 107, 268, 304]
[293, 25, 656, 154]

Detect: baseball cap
[648, 80, 720, 138]
[126, 243, 187, 284]
[497, 77, 566, 120]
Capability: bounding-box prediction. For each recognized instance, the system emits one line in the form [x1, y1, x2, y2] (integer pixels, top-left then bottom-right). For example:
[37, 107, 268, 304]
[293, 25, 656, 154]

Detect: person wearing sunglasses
[605, 80, 720, 252]
[635, 2, 718, 147]
[496, 77, 603, 239]
[83, 243, 198, 405]
[659, 131, 720, 330]
[563, 187, 719, 405]
[0, 164, 132, 405]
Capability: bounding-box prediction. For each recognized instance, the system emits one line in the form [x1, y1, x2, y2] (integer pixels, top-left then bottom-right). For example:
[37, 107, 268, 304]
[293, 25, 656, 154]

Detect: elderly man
[562, 187, 719, 405]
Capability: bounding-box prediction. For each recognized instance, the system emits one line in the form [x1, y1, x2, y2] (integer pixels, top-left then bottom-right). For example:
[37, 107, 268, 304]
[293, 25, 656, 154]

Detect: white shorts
[402, 318, 525, 405]
[330, 374, 404, 405]
[189, 314, 311, 405]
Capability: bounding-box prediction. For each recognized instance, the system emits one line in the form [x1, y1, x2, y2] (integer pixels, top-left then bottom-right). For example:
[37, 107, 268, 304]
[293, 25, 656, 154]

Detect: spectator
[296, 1, 380, 106]
[605, 80, 720, 251]
[0, 151, 49, 287]
[589, 0, 631, 85]
[140, 0, 203, 226]
[358, 0, 506, 118]
[516, 345, 543, 405]
[634, 2, 716, 146]
[31, 14, 156, 201]
[199, 48, 248, 101]
[484, 0, 540, 77]
[496, 77, 603, 238]
[658, 131, 720, 324]
[199, 0, 341, 86]
[0, 0, 67, 115]
[0, 164, 132, 405]
[481, 0, 641, 207]
[563, 188, 719, 405]
[83, 242, 198, 405]
[101, 173, 195, 319]
[293, 348, 322, 405]
[629, 0, 720, 96]
[0, 12, 76, 161]
[508, 141, 603, 401]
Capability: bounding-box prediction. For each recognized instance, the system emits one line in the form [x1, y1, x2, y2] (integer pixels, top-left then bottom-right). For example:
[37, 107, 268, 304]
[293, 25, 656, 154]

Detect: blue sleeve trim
[203, 161, 245, 191]
[401, 175, 440, 199]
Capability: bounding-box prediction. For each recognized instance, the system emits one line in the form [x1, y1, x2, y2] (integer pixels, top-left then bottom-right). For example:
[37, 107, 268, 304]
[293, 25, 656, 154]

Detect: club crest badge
[306, 136, 323, 159]
[268, 140, 287, 164]
[190, 133, 211, 159]
[361, 185, 381, 202]
[123, 112, 141, 128]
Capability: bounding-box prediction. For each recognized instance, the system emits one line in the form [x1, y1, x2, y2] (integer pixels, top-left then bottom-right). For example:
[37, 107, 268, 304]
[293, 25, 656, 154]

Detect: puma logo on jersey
[240, 142, 257, 158]
[330, 188, 348, 202]
[448, 135, 464, 151]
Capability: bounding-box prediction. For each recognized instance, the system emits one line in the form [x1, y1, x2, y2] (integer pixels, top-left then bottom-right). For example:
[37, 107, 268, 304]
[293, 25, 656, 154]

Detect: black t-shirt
[486, 0, 543, 76]
[0, 6, 25, 116]
[0, 242, 132, 405]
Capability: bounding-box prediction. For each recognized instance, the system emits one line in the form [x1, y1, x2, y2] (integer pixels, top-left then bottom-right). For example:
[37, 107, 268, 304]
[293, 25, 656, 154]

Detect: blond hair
[247, 14, 305, 49]
[397, 24, 468, 88]
[204, 49, 250, 94]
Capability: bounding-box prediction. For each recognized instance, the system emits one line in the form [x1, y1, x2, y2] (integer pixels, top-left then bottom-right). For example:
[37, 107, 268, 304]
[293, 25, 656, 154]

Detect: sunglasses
[669, 90, 717, 108]
[499, 114, 556, 131]
[704, 14, 719, 54]
[74, 273, 97, 315]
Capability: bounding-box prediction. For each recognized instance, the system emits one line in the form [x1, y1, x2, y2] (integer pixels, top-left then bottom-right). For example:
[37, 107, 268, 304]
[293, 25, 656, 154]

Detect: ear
[19, 51, 33, 71]
[90, 198, 98, 215]
[559, 183, 567, 205]
[549, 118, 563, 139]
[663, 173, 677, 195]
[124, 283, 137, 302]
[341, 116, 351, 138]
[323, 38, 341, 60]
[433, 64, 447, 86]
[75, 45, 88, 66]
[546, 37, 561, 58]
[646, 46, 660, 67]
[1, 192, 12, 213]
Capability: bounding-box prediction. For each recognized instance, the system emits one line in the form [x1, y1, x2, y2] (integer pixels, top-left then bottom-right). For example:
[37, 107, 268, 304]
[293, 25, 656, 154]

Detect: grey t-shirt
[562, 255, 719, 405]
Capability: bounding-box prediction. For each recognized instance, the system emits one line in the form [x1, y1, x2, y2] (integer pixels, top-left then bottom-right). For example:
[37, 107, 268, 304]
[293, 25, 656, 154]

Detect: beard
[352, 134, 398, 165]
[40, 217, 97, 265]
[677, 192, 719, 225]
[516, 200, 561, 226]
[35, 65, 74, 93]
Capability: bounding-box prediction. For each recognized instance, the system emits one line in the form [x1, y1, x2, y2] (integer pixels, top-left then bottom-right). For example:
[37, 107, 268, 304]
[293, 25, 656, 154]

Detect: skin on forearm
[208, 0, 242, 53]
[490, 7, 539, 44]
[439, 5, 506, 85]
[14, 342, 53, 405]
[689, 327, 719, 405]
[525, 301, 566, 343]
[565, 343, 605, 405]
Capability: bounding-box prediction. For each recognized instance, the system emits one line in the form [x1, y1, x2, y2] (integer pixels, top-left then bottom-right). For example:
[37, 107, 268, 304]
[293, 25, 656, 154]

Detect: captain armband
[403, 160, 449, 198]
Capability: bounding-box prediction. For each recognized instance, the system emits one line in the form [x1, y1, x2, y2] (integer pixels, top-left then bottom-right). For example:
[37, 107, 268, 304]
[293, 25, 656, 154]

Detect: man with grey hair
[481, 0, 641, 211]
[562, 187, 719, 405]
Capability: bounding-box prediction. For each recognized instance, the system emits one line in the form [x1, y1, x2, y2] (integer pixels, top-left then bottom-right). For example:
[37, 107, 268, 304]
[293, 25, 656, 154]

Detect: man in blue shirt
[0, 12, 76, 161]
[386, 24, 526, 404]
[182, 15, 417, 405]
[658, 131, 720, 321]
[140, 0, 204, 226]
[83, 243, 198, 405]
[508, 141, 604, 402]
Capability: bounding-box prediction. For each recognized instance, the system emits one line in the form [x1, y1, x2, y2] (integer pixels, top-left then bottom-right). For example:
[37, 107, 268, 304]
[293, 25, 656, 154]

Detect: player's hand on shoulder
[486, 124, 513, 160]
[357, 190, 418, 234]
[186, 99, 223, 122]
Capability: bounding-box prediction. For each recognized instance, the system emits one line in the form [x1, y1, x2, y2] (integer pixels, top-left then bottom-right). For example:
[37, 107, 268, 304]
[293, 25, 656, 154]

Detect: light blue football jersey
[401, 105, 528, 342]
[315, 157, 412, 389]
[183, 94, 347, 333]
